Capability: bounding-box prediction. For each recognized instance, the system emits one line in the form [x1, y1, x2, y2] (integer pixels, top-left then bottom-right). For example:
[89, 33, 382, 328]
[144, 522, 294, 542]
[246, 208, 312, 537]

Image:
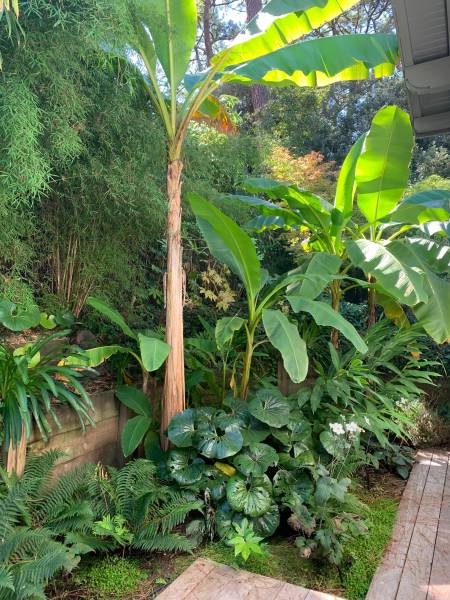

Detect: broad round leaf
[206, 476, 228, 502]
[116, 385, 152, 417]
[233, 443, 278, 476]
[215, 502, 235, 539]
[0, 301, 40, 331]
[121, 415, 152, 457]
[241, 418, 271, 445]
[320, 430, 340, 456]
[248, 389, 290, 428]
[197, 422, 243, 460]
[167, 448, 206, 485]
[226, 475, 272, 517]
[251, 503, 280, 538]
[168, 408, 196, 447]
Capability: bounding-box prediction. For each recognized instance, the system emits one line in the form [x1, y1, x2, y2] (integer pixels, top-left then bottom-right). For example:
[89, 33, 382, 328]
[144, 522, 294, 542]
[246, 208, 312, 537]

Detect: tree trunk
[203, 0, 214, 64]
[245, 0, 269, 112]
[161, 159, 185, 448]
[367, 275, 377, 329]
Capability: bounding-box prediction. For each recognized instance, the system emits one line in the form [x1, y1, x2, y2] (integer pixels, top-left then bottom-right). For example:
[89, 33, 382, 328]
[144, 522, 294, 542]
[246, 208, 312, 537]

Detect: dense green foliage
[0, 451, 203, 599]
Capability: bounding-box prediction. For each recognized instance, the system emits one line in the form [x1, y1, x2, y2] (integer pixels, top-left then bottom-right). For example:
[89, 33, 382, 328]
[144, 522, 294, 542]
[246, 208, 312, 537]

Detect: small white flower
[364, 417, 370, 426]
[329, 422, 345, 435]
[346, 422, 363, 434]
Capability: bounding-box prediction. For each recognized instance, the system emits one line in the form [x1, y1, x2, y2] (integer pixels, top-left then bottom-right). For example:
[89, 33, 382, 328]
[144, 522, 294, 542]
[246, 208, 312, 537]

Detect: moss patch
[73, 556, 147, 599]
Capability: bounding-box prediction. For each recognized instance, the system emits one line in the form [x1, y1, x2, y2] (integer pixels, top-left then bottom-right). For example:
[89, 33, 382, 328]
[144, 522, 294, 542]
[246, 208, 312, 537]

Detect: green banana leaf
[213, 0, 360, 69]
[385, 189, 450, 225]
[215, 316, 245, 350]
[286, 253, 342, 299]
[288, 297, 368, 353]
[87, 297, 136, 340]
[138, 334, 170, 372]
[262, 309, 308, 384]
[121, 415, 152, 457]
[334, 133, 366, 220]
[189, 192, 262, 307]
[116, 385, 152, 418]
[355, 106, 413, 224]
[137, 0, 197, 90]
[346, 239, 428, 307]
[219, 33, 399, 88]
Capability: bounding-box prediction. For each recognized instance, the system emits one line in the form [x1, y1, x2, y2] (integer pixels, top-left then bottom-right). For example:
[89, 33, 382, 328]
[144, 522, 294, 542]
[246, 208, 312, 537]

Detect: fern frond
[132, 532, 195, 553]
[141, 495, 203, 537]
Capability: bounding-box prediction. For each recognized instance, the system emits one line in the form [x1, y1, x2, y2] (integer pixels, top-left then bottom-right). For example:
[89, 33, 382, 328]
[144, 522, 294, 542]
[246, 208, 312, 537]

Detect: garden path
[155, 557, 343, 600]
[367, 448, 450, 600]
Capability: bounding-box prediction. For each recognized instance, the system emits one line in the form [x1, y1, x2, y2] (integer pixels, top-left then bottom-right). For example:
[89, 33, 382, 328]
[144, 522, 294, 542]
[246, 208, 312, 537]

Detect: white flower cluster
[329, 421, 364, 436]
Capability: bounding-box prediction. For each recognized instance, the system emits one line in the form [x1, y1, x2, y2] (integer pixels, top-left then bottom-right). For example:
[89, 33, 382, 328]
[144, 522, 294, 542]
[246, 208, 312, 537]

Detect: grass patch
[343, 497, 398, 599]
[73, 556, 147, 599]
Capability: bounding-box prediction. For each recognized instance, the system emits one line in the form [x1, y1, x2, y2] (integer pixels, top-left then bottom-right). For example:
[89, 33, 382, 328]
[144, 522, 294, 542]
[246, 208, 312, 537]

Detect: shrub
[166, 391, 367, 565]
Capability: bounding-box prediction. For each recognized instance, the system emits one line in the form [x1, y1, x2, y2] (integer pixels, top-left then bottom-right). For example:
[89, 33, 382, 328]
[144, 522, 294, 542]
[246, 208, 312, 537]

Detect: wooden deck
[155, 558, 344, 600]
[367, 448, 450, 600]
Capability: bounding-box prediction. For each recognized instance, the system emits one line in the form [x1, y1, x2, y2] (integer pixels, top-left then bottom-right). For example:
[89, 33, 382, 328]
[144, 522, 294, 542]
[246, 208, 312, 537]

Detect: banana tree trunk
[161, 159, 185, 448]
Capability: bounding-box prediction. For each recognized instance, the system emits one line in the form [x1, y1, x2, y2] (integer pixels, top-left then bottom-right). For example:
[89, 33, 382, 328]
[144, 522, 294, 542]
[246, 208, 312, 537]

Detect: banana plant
[122, 0, 400, 435]
[189, 192, 367, 399]
[233, 106, 450, 344]
[76, 297, 171, 392]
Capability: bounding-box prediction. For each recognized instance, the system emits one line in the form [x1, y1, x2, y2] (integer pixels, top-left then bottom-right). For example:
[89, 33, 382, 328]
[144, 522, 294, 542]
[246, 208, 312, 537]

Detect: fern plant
[0, 452, 80, 600]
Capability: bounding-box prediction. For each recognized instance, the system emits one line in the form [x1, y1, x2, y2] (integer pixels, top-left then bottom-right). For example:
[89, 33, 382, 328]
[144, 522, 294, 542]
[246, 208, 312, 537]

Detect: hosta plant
[165, 389, 367, 564]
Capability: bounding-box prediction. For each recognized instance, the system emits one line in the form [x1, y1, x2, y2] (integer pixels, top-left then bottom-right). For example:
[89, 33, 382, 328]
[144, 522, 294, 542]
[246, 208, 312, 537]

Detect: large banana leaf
[86, 297, 136, 339]
[213, 0, 359, 69]
[355, 106, 413, 224]
[346, 239, 428, 306]
[262, 309, 308, 383]
[287, 297, 368, 353]
[404, 238, 450, 274]
[287, 253, 342, 299]
[189, 192, 262, 307]
[413, 271, 450, 344]
[385, 190, 450, 225]
[138, 334, 170, 372]
[217, 33, 398, 88]
[138, 0, 197, 90]
[334, 133, 366, 220]
[240, 178, 331, 230]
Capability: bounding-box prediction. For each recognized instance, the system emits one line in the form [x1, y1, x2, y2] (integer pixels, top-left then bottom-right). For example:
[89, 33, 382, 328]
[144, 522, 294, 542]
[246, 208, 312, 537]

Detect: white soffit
[392, 0, 450, 136]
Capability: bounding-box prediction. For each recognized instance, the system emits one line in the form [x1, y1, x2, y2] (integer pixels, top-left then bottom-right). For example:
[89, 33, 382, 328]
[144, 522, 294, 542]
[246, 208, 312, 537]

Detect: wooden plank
[305, 591, 341, 600]
[366, 450, 433, 600]
[51, 441, 120, 477]
[426, 451, 450, 600]
[29, 415, 119, 463]
[29, 390, 118, 442]
[396, 449, 448, 600]
[155, 558, 216, 600]
[274, 582, 310, 600]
